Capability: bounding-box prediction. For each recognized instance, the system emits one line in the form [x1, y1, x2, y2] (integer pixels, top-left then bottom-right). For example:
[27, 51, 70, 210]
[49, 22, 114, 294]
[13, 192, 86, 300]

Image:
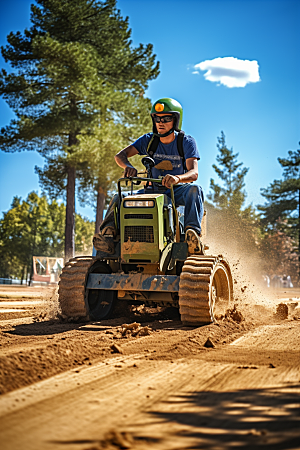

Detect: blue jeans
[166, 184, 204, 235]
[142, 184, 204, 235]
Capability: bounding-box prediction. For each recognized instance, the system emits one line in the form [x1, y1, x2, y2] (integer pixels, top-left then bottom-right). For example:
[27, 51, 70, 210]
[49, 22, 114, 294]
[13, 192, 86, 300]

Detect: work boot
[185, 228, 204, 256]
[93, 227, 115, 254]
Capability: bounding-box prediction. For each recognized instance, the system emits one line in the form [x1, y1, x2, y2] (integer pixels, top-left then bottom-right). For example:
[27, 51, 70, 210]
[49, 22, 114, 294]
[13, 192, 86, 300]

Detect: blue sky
[0, 0, 299, 221]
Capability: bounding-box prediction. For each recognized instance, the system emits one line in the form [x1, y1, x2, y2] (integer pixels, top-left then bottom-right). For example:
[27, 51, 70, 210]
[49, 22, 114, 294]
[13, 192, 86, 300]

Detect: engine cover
[120, 193, 165, 264]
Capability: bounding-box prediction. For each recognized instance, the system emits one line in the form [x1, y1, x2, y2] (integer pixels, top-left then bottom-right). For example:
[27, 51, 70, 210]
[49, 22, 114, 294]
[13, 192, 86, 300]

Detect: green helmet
[151, 98, 183, 134]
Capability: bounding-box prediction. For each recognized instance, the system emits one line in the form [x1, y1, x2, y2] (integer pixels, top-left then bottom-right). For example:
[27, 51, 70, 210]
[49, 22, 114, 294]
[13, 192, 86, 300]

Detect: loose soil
[0, 283, 299, 449]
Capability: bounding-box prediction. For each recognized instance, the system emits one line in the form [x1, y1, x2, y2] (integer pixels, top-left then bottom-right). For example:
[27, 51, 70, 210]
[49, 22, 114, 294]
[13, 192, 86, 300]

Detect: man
[94, 97, 204, 255]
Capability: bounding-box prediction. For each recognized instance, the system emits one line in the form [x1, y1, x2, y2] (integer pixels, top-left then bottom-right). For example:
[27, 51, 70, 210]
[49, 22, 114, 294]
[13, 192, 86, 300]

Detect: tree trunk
[65, 164, 76, 261]
[64, 124, 78, 262]
[95, 187, 106, 234]
[20, 265, 25, 285]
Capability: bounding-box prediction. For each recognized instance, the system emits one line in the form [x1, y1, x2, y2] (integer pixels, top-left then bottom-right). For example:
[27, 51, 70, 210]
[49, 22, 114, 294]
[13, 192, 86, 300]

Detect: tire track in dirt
[0, 314, 255, 395]
[0, 357, 224, 449]
[1, 286, 300, 449]
[0, 355, 299, 450]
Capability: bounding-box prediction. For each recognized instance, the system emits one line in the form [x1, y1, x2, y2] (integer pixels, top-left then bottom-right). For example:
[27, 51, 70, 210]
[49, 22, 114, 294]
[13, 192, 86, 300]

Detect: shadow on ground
[147, 384, 300, 449]
[3, 320, 83, 336]
[3, 305, 183, 337]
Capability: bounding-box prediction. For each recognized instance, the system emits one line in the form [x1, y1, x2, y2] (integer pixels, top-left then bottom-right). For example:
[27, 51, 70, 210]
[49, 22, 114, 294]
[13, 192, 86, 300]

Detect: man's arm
[115, 145, 139, 177]
[162, 158, 198, 188]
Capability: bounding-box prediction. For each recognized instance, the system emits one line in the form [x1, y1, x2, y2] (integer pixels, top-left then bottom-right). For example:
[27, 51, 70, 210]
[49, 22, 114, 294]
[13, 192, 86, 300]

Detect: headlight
[124, 200, 155, 208]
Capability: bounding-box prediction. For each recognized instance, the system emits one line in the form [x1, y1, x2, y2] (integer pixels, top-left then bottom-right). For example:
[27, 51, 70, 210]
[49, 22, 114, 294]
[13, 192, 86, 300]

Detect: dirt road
[0, 284, 299, 449]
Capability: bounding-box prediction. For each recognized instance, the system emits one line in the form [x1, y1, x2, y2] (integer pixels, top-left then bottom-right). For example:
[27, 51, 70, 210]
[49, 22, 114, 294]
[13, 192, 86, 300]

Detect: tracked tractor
[58, 157, 233, 326]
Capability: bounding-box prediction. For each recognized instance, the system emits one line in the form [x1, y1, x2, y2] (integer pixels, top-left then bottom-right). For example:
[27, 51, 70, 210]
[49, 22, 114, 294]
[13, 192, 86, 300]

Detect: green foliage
[36, 93, 152, 207]
[207, 131, 249, 214]
[0, 192, 94, 280]
[75, 213, 95, 255]
[0, 0, 159, 257]
[78, 94, 152, 204]
[258, 230, 298, 281]
[258, 146, 300, 282]
[0, 0, 159, 154]
[205, 132, 262, 275]
[258, 148, 300, 240]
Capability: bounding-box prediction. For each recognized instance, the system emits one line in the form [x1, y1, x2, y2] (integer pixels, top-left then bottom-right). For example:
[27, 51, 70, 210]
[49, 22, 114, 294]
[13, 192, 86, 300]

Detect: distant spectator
[262, 275, 270, 288]
[282, 274, 293, 288]
[271, 275, 283, 289]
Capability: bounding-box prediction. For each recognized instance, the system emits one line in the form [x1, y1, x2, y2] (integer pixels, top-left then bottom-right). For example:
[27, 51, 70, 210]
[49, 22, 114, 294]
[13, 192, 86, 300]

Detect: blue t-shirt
[132, 132, 200, 179]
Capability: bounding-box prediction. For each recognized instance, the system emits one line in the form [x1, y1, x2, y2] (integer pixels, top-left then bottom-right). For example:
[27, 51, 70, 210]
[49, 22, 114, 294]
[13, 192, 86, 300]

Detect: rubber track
[58, 257, 95, 319]
[179, 255, 218, 325]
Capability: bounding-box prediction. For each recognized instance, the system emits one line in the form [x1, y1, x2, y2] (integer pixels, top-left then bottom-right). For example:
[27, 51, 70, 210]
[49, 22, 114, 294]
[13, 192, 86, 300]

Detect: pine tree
[258, 229, 298, 282]
[36, 92, 152, 233]
[207, 131, 249, 213]
[0, 0, 159, 260]
[258, 146, 300, 282]
[206, 132, 260, 260]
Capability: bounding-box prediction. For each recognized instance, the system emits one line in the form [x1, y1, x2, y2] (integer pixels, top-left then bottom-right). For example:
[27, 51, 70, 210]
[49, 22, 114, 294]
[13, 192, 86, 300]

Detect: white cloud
[193, 57, 260, 88]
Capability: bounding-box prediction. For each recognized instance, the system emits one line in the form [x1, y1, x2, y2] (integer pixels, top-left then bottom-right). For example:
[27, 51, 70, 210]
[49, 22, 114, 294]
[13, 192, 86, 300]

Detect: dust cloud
[204, 207, 279, 317]
[33, 286, 60, 322]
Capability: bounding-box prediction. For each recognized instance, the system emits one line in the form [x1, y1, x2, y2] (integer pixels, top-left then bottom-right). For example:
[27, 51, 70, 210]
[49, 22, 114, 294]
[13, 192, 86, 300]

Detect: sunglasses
[153, 115, 174, 123]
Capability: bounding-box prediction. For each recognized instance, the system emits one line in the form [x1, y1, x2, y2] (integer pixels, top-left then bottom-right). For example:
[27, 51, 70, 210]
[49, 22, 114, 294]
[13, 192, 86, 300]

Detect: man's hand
[115, 145, 139, 177]
[162, 174, 180, 188]
[124, 166, 137, 178]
